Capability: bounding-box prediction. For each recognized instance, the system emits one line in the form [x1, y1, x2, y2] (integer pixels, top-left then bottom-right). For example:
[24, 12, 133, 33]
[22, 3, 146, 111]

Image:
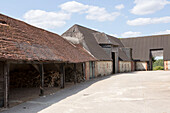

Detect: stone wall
[95, 61, 113, 77]
[119, 61, 132, 72]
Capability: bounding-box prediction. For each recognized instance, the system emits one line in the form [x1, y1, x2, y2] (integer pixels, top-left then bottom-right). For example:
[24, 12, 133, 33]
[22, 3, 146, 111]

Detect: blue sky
[0, 0, 170, 38]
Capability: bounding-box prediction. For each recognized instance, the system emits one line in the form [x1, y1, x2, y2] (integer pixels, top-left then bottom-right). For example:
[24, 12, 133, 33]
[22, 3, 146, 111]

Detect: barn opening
[112, 52, 115, 73]
[149, 49, 164, 70]
[9, 63, 64, 107]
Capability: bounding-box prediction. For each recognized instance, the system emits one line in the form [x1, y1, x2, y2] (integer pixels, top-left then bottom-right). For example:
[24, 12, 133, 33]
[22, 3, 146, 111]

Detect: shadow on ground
[1, 73, 122, 113]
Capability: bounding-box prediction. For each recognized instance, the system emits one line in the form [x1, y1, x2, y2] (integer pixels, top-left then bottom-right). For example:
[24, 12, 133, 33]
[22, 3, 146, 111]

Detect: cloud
[23, 1, 120, 29]
[23, 10, 70, 29]
[86, 6, 120, 22]
[127, 16, 170, 26]
[115, 4, 125, 10]
[60, 1, 120, 22]
[121, 31, 142, 37]
[131, 0, 170, 15]
[154, 30, 170, 35]
[59, 1, 88, 13]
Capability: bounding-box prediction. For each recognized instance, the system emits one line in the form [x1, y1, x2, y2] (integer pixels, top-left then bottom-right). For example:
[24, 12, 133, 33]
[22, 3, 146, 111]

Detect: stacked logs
[65, 67, 85, 83]
[10, 70, 60, 88]
[44, 71, 60, 87]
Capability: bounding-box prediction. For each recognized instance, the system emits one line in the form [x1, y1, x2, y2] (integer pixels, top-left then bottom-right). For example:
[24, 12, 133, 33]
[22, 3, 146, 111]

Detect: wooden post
[39, 64, 44, 96]
[60, 63, 65, 89]
[4, 62, 9, 108]
[82, 63, 85, 81]
[74, 64, 77, 84]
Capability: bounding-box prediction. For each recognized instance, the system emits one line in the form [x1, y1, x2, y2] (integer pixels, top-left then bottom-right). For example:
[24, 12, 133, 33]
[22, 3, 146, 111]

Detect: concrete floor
[9, 82, 74, 107]
[1, 71, 170, 113]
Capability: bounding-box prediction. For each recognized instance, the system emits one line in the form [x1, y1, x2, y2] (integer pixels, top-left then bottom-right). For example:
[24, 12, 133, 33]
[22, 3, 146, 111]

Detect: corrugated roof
[120, 35, 170, 61]
[0, 14, 96, 63]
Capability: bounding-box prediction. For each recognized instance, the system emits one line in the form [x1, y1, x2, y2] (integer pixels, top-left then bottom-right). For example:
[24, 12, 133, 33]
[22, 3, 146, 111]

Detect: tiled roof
[0, 14, 96, 63]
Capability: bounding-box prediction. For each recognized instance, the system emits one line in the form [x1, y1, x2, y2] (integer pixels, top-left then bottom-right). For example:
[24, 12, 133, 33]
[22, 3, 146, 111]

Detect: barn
[62, 25, 135, 74]
[0, 14, 96, 108]
[120, 35, 170, 71]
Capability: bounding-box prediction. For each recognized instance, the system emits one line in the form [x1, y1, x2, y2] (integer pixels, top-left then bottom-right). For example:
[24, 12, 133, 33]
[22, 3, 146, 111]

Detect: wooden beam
[32, 64, 40, 73]
[4, 62, 9, 108]
[74, 64, 77, 84]
[60, 64, 65, 89]
[39, 64, 44, 96]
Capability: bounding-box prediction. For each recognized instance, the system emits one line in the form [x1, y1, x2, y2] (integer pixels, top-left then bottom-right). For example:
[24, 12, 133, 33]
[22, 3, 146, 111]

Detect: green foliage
[153, 66, 164, 70]
[153, 59, 164, 70]
[152, 57, 156, 63]
[153, 59, 164, 67]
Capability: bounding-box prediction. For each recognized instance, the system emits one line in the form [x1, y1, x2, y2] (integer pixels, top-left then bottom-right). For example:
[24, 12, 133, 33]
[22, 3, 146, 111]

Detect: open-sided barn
[0, 14, 96, 108]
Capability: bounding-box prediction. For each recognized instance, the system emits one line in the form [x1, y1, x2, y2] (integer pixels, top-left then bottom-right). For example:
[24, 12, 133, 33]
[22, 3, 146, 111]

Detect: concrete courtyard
[1, 71, 170, 113]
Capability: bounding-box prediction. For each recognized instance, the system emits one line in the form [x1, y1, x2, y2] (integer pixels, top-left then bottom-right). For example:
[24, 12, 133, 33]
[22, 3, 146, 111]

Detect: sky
[0, 0, 170, 38]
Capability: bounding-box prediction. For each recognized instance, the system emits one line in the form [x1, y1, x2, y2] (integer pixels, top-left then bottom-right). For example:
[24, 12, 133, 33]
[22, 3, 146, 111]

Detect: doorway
[149, 49, 164, 70]
[112, 52, 115, 73]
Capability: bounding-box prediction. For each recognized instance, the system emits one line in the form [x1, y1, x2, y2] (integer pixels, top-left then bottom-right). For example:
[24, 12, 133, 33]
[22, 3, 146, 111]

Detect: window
[0, 20, 7, 25]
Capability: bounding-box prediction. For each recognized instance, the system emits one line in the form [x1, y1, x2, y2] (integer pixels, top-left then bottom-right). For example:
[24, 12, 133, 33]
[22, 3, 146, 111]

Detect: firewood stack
[76, 70, 85, 83]
[44, 71, 60, 87]
[65, 67, 75, 82]
[10, 70, 61, 88]
[65, 67, 85, 83]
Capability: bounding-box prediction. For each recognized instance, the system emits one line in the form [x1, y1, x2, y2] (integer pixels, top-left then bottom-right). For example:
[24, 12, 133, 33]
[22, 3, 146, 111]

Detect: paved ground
[1, 71, 170, 113]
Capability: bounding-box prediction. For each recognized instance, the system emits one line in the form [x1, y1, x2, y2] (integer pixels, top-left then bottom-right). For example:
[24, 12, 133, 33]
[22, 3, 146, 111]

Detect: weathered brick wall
[164, 61, 170, 70]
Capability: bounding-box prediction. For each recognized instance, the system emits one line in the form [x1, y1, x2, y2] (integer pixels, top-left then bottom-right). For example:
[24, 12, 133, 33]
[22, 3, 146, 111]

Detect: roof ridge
[120, 34, 170, 40]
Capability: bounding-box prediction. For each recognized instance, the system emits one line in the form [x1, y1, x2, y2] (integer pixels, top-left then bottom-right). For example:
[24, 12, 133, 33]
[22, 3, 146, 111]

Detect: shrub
[153, 66, 164, 70]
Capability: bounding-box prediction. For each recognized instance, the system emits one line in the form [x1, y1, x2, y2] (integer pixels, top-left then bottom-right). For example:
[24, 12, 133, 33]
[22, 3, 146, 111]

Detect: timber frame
[0, 60, 68, 108]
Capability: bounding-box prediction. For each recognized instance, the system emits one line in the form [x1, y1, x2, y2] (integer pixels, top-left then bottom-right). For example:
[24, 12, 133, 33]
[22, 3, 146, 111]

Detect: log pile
[76, 70, 85, 83]
[65, 67, 85, 83]
[10, 70, 60, 88]
[44, 71, 60, 87]
[65, 67, 74, 82]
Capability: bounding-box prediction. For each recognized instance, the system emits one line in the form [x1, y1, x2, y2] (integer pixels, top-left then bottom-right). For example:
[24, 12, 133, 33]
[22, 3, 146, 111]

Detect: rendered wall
[95, 61, 113, 77]
[136, 62, 147, 71]
[164, 61, 170, 70]
[119, 61, 132, 72]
